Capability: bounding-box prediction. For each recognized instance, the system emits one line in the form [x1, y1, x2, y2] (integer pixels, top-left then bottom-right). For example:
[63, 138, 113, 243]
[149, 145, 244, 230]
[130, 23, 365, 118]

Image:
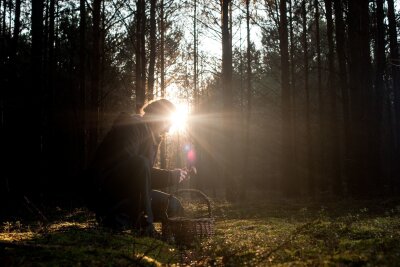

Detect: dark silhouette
[86, 99, 189, 234]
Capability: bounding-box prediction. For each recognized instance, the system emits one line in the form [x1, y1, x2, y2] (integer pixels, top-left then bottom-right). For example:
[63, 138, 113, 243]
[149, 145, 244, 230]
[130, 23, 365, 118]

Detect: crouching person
[86, 99, 189, 235]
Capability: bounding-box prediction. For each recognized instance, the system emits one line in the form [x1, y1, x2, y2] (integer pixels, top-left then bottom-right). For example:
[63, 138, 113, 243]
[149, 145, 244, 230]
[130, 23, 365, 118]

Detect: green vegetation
[1, 197, 400, 266]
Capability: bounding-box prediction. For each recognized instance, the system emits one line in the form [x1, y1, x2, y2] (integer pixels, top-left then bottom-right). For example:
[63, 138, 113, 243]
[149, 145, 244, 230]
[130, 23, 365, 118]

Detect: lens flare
[187, 149, 196, 163]
[169, 103, 189, 134]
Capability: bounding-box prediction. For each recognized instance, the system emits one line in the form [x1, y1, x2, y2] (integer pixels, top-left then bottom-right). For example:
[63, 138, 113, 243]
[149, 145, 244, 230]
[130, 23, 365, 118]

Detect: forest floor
[1, 194, 400, 266]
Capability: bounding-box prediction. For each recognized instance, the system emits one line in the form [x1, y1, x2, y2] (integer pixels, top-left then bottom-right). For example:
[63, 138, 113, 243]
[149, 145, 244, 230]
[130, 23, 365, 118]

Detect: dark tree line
[1, 0, 400, 214]
[273, 0, 400, 197]
[0, 0, 183, 210]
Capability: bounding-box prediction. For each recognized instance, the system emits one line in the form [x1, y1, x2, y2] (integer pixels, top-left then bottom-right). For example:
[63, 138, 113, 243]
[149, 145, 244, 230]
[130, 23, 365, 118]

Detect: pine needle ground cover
[1, 197, 400, 266]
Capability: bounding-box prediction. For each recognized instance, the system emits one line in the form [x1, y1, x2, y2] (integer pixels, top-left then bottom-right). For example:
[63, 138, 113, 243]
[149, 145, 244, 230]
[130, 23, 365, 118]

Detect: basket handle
[164, 189, 212, 219]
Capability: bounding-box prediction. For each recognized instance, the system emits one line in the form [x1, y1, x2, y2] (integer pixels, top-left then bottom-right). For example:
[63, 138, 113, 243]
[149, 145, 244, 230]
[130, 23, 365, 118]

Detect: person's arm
[151, 168, 177, 189]
[151, 168, 189, 189]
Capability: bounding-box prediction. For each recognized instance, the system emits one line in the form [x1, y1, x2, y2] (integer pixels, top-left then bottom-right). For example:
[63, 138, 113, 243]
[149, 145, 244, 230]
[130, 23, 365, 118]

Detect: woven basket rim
[165, 217, 215, 222]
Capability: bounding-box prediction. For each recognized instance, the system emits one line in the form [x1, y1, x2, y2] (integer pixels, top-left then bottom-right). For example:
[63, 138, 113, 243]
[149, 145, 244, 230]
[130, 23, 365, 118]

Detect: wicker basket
[162, 189, 215, 246]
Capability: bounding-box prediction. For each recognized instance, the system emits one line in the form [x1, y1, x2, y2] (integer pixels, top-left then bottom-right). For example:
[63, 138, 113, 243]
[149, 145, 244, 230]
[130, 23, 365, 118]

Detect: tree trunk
[148, 0, 156, 101]
[79, 0, 87, 168]
[159, 0, 167, 169]
[191, 0, 202, 190]
[193, 0, 198, 108]
[135, 0, 146, 113]
[387, 0, 400, 193]
[240, 0, 252, 199]
[140, 1, 146, 103]
[30, 0, 44, 196]
[89, 0, 101, 157]
[2, 0, 5, 35]
[314, 0, 323, 193]
[48, 0, 56, 93]
[373, 0, 385, 192]
[333, 0, 349, 195]
[302, 0, 313, 197]
[347, 0, 373, 196]
[289, 0, 297, 187]
[31, 0, 44, 89]
[279, 0, 295, 196]
[221, 0, 235, 201]
[324, 0, 340, 195]
[11, 0, 21, 61]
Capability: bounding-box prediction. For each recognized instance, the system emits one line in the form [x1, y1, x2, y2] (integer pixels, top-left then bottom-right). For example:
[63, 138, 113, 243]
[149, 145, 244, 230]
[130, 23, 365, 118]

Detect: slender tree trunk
[388, 0, 400, 137]
[7, 0, 10, 33]
[375, 0, 385, 107]
[0, 0, 2, 36]
[191, 0, 202, 190]
[289, 0, 295, 92]
[239, 18, 244, 185]
[32, 0, 44, 90]
[135, 0, 146, 113]
[0, 0, 4, 197]
[100, 0, 106, 125]
[388, 0, 400, 193]
[2, 0, 5, 36]
[43, 1, 49, 80]
[324, 0, 340, 195]
[89, 0, 101, 157]
[279, 0, 295, 196]
[302, 0, 313, 197]
[159, 1, 165, 99]
[47, 0, 56, 117]
[194, 0, 198, 108]
[42, 0, 56, 188]
[221, 0, 235, 201]
[288, 0, 298, 186]
[333, 0, 349, 195]
[140, 1, 146, 103]
[314, 0, 324, 193]
[48, 0, 55, 94]
[374, 0, 385, 192]
[148, 0, 156, 101]
[347, 0, 373, 196]
[159, 0, 167, 169]
[79, 0, 86, 167]
[240, 0, 252, 199]
[11, 0, 21, 61]
[160, 2, 166, 163]
[30, 0, 44, 196]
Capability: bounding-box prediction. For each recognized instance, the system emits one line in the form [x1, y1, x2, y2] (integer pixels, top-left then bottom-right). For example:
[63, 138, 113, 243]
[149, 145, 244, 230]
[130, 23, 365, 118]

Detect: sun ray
[164, 83, 191, 134]
[169, 103, 189, 134]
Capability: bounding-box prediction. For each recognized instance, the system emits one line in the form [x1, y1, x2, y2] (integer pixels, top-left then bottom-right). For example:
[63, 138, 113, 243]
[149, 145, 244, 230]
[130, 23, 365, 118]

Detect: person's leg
[95, 157, 139, 230]
[129, 156, 154, 227]
[103, 155, 154, 230]
[151, 190, 184, 222]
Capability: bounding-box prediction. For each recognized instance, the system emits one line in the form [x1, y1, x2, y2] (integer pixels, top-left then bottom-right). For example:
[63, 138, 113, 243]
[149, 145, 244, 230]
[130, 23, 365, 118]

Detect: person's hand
[172, 167, 198, 183]
[178, 168, 190, 183]
[188, 166, 197, 176]
[180, 167, 198, 182]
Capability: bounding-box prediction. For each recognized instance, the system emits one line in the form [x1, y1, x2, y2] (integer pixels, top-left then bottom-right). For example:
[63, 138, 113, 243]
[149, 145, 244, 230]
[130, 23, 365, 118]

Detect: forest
[1, 0, 400, 266]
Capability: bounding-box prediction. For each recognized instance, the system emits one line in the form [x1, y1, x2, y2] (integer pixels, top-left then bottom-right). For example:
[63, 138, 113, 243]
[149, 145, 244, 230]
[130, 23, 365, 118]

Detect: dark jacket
[86, 112, 178, 215]
[90, 112, 178, 187]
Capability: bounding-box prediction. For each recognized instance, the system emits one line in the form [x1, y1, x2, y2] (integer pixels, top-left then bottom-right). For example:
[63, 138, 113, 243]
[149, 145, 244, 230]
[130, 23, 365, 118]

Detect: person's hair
[142, 99, 176, 117]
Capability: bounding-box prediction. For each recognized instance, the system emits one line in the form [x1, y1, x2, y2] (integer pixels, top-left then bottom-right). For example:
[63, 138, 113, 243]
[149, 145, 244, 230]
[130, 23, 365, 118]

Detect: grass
[1, 195, 400, 266]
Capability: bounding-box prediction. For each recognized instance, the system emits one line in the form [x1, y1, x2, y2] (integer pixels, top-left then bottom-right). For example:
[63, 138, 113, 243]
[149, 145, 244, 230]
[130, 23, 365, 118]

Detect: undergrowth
[1, 196, 400, 266]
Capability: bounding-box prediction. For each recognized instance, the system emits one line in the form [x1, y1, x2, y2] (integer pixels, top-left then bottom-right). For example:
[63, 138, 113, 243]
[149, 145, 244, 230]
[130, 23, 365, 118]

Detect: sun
[163, 83, 191, 134]
[169, 103, 189, 134]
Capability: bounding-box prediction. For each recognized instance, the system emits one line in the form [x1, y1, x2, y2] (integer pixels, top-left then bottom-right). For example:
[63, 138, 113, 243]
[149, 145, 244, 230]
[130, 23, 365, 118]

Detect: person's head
[142, 99, 176, 134]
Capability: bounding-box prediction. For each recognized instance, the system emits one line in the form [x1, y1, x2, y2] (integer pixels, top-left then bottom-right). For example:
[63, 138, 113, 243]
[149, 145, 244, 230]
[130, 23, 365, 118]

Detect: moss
[1, 198, 400, 266]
